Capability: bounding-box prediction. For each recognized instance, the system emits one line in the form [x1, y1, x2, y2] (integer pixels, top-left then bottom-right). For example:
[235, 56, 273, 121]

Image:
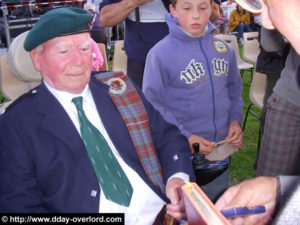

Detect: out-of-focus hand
[165, 178, 186, 221]
[226, 121, 243, 149]
[188, 135, 216, 154]
[215, 176, 277, 225]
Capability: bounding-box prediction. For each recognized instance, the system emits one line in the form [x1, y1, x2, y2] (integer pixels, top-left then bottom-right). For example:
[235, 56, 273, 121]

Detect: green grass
[229, 44, 260, 185]
[229, 69, 260, 185]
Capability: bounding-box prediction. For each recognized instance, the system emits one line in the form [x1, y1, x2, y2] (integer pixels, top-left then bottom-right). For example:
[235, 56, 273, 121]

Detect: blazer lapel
[89, 76, 139, 166]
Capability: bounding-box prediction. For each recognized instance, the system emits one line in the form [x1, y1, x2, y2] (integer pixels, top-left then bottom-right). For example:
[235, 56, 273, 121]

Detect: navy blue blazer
[0, 76, 194, 213]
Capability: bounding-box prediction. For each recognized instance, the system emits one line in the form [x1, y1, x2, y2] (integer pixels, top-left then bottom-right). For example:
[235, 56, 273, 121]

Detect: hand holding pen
[215, 176, 277, 225]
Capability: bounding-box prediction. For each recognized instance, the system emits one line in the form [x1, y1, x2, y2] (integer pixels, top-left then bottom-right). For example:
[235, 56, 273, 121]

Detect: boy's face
[170, 0, 212, 37]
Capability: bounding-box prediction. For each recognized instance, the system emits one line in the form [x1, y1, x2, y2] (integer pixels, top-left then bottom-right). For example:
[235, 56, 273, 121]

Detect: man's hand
[165, 178, 186, 221]
[125, 0, 153, 8]
[215, 176, 277, 225]
[100, 0, 153, 27]
[188, 135, 216, 154]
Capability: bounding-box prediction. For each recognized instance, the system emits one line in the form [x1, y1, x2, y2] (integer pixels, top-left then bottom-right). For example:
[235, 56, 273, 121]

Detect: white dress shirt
[45, 82, 166, 225]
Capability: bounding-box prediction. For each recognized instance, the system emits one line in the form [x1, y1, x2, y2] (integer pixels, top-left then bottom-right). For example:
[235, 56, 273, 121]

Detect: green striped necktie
[72, 96, 133, 206]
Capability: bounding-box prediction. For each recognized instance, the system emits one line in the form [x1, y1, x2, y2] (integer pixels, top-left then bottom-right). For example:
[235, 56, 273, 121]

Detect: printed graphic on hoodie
[180, 59, 205, 84]
[180, 58, 229, 84]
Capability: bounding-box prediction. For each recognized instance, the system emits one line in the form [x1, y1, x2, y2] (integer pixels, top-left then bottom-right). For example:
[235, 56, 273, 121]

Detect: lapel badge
[106, 78, 127, 95]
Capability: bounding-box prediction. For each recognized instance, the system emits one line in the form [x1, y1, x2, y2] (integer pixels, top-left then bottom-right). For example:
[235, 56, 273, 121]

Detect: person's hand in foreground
[215, 176, 277, 225]
[165, 178, 187, 221]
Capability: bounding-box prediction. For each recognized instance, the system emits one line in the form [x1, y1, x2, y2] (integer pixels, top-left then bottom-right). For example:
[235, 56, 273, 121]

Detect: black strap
[161, 0, 171, 12]
[135, 7, 142, 40]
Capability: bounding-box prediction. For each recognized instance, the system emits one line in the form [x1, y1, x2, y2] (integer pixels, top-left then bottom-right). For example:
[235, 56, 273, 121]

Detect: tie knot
[72, 96, 83, 112]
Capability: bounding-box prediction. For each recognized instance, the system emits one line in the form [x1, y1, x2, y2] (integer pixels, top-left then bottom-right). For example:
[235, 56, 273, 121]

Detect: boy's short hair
[171, 0, 213, 7]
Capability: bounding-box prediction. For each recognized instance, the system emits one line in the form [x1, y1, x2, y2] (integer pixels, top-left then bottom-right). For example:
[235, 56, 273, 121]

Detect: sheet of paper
[205, 143, 238, 161]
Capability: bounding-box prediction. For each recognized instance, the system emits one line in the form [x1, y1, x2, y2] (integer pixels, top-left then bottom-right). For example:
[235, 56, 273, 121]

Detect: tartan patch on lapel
[94, 71, 165, 192]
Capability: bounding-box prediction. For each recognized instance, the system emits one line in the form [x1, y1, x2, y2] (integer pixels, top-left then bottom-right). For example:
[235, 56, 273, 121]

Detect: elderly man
[216, 0, 300, 224]
[0, 7, 195, 224]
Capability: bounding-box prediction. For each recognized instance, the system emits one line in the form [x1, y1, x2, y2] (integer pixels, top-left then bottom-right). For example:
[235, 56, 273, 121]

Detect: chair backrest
[0, 100, 13, 115]
[112, 40, 127, 74]
[97, 43, 109, 71]
[242, 32, 260, 64]
[0, 31, 41, 101]
[249, 72, 267, 109]
[215, 34, 253, 70]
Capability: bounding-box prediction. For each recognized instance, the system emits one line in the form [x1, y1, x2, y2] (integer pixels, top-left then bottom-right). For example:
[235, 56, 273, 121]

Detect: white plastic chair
[242, 32, 260, 64]
[215, 34, 254, 79]
[0, 31, 41, 102]
[242, 72, 267, 150]
[112, 40, 127, 74]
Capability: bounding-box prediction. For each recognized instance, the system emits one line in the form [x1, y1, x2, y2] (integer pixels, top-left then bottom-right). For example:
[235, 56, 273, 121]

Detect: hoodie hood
[165, 13, 216, 41]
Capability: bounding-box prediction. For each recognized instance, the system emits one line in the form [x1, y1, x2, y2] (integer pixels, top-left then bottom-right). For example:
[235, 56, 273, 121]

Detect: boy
[142, 0, 243, 201]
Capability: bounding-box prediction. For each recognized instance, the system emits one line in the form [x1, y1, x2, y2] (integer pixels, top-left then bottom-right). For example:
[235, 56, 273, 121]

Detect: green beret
[24, 7, 93, 51]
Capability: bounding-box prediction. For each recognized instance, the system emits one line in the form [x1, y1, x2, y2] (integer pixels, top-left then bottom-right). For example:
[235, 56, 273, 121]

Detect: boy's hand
[226, 121, 243, 149]
[188, 135, 216, 154]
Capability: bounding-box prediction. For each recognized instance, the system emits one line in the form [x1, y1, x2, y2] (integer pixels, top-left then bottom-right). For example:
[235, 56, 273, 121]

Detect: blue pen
[221, 206, 266, 218]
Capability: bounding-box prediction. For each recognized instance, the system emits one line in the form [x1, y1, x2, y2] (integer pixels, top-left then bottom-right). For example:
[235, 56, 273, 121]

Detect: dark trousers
[260, 74, 281, 133]
[127, 58, 145, 89]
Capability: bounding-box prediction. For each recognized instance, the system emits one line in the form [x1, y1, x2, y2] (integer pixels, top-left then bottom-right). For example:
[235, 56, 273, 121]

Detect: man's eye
[59, 50, 68, 54]
[81, 47, 89, 52]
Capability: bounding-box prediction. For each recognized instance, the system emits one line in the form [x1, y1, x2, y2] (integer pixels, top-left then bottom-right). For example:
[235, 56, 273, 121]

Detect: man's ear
[169, 4, 177, 18]
[30, 49, 41, 72]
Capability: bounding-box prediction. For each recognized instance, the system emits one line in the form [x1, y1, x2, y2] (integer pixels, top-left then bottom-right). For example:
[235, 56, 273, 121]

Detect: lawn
[0, 44, 260, 186]
[229, 68, 260, 185]
[229, 45, 260, 185]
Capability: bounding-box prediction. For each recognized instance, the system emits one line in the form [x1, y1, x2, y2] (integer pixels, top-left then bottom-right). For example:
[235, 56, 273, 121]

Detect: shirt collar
[43, 80, 93, 107]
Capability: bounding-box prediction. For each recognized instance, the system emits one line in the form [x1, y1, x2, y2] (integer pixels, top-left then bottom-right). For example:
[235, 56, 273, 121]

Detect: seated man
[0, 7, 195, 225]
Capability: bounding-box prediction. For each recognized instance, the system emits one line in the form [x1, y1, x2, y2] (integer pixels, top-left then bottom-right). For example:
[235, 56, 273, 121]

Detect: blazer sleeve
[136, 84, 195, 183]
[275, 176, 300, 223]
[0, 115, 47, 212]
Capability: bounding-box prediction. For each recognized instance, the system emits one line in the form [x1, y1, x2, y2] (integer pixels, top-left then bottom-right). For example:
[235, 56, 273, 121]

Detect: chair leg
[242, 103, 254, 130]
[253, 114, 262, 170]
[240, 70, 244, 78]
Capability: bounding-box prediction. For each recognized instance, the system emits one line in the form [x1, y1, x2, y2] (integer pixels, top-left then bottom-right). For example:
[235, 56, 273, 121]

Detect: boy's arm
[142, 51, 192, 138]
[226, 49, 243, 124]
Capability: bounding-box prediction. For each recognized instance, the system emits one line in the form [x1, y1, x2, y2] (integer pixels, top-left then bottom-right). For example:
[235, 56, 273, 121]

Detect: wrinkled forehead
[42, 33, 91, 50]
